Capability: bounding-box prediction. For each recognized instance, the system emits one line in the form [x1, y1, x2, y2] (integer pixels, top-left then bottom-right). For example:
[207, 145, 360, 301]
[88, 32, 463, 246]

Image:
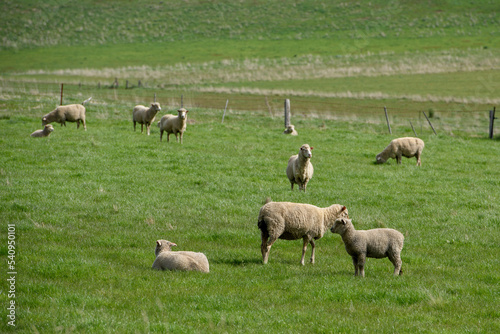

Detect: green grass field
[1, 0, 500, 333]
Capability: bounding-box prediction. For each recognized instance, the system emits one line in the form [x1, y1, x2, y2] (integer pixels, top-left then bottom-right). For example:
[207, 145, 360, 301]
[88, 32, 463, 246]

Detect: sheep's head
[155, 239, 177, 256]
[375, 153, 386, 164]
[151, 103, 162, 111]
[284, 124, 295, 134]
[331, 217, 351, 234]
[299, 144, 313, 159]
[45, 124, 54, 132]
[177, 108, 188, 119]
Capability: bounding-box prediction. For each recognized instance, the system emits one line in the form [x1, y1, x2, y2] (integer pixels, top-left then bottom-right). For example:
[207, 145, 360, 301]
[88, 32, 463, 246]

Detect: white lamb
[133, 102, 162, 136]
[152, 240, 209, 273]
[258, 200, 348, 265]
[283, 124, 298, 135]
[286, 144, 314, 192]
[30, 124, 54, 137]
[42, 97, 91, 130]
[157, 107, 189, 143]
[330, 217, 404, 277]
[376, 137, 425, 166]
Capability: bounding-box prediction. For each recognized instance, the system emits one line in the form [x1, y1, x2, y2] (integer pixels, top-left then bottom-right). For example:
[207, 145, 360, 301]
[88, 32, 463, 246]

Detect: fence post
[423, 111, 437, 135]
[222, 99, 229, 123]
[126, 80, 129, 89]
[60, 83, 64, 105]
[384, 106, 392, 134]
[181, 95, 183, 108]
[410, 121, 417, 137]
[154, 93, 156, 103]
[284, 99, 290, 128]
[489, 107, 496, 139]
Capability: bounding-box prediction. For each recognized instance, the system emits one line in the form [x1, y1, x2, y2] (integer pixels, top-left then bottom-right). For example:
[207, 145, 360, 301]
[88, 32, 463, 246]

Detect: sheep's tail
[82, 97, 92, 105]
[263, 197, 272, 205]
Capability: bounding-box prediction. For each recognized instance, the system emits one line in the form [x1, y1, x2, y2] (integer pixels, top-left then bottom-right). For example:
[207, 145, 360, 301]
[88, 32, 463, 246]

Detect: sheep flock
[31, 97, 424, 277]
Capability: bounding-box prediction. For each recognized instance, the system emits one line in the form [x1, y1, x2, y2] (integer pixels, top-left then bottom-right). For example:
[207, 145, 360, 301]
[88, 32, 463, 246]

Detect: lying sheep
[283, 124, 298, 135]
[133, 102, 162, 136]
[286, 144, 314, 192]
[157, 107, 189, 143]
[376, 137, 425, 166]
[330, 218, 404, 277]
[30, 124, 54, 137]
[152, 239, 209, 273]
[258, 200, 348, 265]
[42, 97, 91, 130]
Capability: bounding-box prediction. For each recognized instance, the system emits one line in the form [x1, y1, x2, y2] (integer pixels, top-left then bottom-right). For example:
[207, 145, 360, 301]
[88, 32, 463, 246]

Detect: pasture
[1, 0, 500, 333]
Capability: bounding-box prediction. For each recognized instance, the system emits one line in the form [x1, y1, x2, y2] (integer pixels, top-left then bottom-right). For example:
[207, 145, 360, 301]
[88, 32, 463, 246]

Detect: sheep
[283, 124, 298, 135]
[286, 144, 314, 192]
[133, 102, 162, 136]
[41, 97, 91, 130]
[258, 200, 348, 265]
[152, 239, 209, 273]
[30, 124, 54, 137]
[157, 107, 188, 143]
[330, 217, 404, 277]
[376, 137, 425, 166]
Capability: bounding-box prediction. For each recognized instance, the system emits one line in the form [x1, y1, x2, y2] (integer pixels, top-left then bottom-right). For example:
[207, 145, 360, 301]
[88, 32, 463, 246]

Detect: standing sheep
[286, 144, 314, 192]
[376, 137, 425, 166]
[30, 124, 54, 137]
[152, 239, 209, 273]
[41, 97, 91, 130]
[133, 102, 162, 136]
[330, 218, 404, 277]
[258, 200, 348, 265]
[157, 107, 189, 143]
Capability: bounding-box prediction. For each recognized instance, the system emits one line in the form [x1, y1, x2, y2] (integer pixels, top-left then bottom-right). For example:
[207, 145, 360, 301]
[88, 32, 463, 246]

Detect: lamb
[30, 124, 54, 137]
[283, 124, 298, 135]
[286, 144, 314, 192]
[157, 107, 188, 143]
[376, 137, 425, 166]
[152, 239, 209, 273]
[41, 97, 91, 130]
[258, 200, 348, 265]
[133, 102, 162, 136]
[330, 217, 404, 277]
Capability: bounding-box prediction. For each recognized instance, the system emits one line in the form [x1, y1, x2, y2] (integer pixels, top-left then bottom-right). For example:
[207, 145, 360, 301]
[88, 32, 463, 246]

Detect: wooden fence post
[126, 80, 129, 89]
[181, 95, 183, 108]
[154, 93, 156, 103]
[60, 83, 64, 105]
[489, 107, 496, 139]
[423, 111, 437, 135]
[384, 106, 392, 134]
[222, 99, 229, 123]
[410, 121, 417, 137]
[284, 99, 290, 128]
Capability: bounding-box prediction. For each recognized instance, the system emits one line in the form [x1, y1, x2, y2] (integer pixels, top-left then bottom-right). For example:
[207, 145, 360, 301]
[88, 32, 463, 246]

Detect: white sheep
[286, 144, 314, 192]
[41, 97, 91, 130]
[157, 107, 188, 143]
[133, 102, 162, 136]
[376, 137, 425, 166]
[30, 124, 54, 137]
[330, 217, 404, 277]
[152, 239, 209, 273]
[283, 124, 298, 135]
[258, 200, 348, 265]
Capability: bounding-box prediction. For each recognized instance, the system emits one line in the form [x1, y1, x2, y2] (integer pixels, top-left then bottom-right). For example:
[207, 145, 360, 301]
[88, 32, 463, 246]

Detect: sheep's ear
[185, 110, 189, 113]
[156, 240, 161, 247]
[342, 219, 347, 225]
[341, 206, 346, 212]
[310, 147, 313, 150]
[170, 242, 177, 247]
[42, 117, 47, 121]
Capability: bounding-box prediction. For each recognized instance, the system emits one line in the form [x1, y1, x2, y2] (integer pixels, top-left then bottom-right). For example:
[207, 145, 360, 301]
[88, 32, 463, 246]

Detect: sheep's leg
[389, 253, 403, 275]
[175, 133, 179, 143]
[309, 239, 316, 264]
[262, 235, 277, 264]
[179, 133, 183, 144]
[396, 154, 402, 164]
[358, 254, 366, 277]
[77, 120, 80, 129]
[300, 237, 309, 265]
[290, 182, 294, 191]
[146, 123, 151, 136]
[133, 121, 136, 131]
[352, 256, 359, 276]
[160, 130, 164, 142]
[416, 152, 422, 166]
[167, 133, 171, 142]
[141, 124, 144, 133]
[82, 119, 86, 131]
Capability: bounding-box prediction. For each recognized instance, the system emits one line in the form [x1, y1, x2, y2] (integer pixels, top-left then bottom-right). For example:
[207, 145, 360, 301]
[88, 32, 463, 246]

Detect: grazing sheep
[286, 144, 314, 192]
[41, 97, 91, 130]
[376, 137, 425, 166]
[258, 200, 348, 265]
[152, 240, 209, 273]
[330, 218, 404, 277]
[133, 102, 162, 136]
[283, 124, 298, 135]
[30, 124, 54, 137]
[157, 107, 189, 143]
